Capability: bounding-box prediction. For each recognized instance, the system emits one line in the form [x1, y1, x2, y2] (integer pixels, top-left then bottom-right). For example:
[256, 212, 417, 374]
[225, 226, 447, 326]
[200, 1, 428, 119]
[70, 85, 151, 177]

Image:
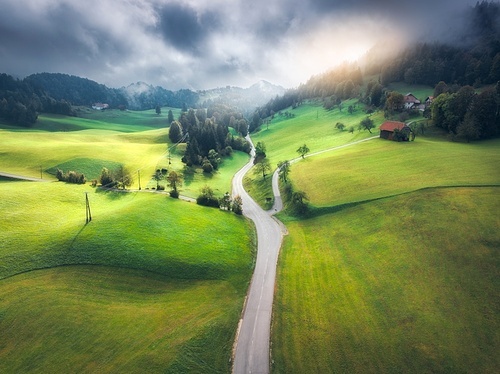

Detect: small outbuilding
[380, 121, 411, 141]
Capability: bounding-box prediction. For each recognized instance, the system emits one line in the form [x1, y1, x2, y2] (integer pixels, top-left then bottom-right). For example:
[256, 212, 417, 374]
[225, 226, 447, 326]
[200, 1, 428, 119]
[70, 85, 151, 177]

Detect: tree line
[0, 73, 75, 127]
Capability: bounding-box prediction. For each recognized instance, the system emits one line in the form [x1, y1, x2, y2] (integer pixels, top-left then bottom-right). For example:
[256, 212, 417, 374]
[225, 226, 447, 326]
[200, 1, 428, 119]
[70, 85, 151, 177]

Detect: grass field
[251, 100, 385, 165]
[0, 110, 249, 196]
[292, 136, 500, 208]
[0, 180, 254, 372]
[249, 96, 500, 373]
[0, 267, 243, 373]
[272, 187, 499, 373]
[0, 108, 254, 372]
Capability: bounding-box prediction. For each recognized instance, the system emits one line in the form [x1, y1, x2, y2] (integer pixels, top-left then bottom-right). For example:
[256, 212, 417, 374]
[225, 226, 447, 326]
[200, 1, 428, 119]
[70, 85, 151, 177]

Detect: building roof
[404, 93, 420, 104]
[380, 121, 407, 132]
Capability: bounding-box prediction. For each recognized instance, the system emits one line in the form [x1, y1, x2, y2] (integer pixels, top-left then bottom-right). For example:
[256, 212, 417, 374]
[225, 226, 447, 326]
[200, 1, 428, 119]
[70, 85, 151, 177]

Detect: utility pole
[85, 192, 92, 224]
[138, 170, 141, 190]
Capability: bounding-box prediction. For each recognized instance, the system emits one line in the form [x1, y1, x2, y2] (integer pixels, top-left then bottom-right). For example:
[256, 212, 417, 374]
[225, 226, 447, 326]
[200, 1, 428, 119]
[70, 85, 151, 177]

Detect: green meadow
[0, 109, 254, 372]
[251, 101, 500, 372]
[0, 110, 249, 196]
[292, 136, 500, 207]
[251, 100, 385, 164]
[246, 101, 385, 208]
[272, 187, 499, 373]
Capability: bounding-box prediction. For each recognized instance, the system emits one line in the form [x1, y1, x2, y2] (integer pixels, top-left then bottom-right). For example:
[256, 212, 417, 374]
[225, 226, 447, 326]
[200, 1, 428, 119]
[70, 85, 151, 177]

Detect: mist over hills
[21, 73, 285, 112]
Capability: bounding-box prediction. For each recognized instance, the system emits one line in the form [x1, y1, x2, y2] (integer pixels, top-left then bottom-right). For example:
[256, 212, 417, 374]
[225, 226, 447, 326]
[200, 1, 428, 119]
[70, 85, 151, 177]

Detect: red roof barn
[380, 121, 411, 141]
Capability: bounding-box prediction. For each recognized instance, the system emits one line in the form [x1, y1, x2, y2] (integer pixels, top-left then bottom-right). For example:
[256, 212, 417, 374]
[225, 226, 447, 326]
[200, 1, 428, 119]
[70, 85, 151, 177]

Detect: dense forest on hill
[0, 73, 75, 126]
[253, 1, 500, 140]
[25, 74, 199, 110]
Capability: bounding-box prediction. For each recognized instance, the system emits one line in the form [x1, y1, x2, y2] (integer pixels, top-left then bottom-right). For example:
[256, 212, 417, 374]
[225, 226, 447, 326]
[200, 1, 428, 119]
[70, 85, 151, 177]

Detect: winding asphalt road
[232, 139, 285, 374]
[231, 135, 379, 373]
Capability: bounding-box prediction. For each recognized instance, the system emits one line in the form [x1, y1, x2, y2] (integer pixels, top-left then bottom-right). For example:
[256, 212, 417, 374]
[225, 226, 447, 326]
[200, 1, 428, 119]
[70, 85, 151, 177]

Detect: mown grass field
[0, 108, 254, 373]
[272, 187, 499, 373]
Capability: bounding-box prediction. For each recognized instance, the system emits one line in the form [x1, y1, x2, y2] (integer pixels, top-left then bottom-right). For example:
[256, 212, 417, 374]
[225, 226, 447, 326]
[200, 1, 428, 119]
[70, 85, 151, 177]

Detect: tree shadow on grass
[305, 185, 500, 220]
[95, 187, 132, 200]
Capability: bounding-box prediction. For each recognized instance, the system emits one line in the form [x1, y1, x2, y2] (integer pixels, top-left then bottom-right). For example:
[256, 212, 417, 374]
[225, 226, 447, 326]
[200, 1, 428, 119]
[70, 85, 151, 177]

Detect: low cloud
[0, 0, 480, 90]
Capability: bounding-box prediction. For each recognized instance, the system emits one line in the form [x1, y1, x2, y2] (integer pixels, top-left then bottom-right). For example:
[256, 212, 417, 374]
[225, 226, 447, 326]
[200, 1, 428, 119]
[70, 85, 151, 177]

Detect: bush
[56, 168, 86, 184]
[196, 185, 220, 208]
[196, 195, 220, 207]
[170, 190, 179, 198]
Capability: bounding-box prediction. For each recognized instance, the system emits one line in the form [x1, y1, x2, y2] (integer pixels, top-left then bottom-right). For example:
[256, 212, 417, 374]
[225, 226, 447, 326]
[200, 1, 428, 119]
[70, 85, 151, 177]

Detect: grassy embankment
[0, 110, 254, 373]
[243, 96, 499, 372]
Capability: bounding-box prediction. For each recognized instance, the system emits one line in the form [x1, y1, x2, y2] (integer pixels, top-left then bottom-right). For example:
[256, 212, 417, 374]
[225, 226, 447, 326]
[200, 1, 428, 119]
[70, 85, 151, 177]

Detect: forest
[0, 73, 75, 126]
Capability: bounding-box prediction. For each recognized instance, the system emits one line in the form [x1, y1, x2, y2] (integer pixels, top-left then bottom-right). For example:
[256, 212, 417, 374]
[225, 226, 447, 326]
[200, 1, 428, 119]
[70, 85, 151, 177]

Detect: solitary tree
[335, 122, 345, 131]
[219, 192, 232, 211]
[167, 109, 174, 124]
[359, 117, 375, 133]
[155, 105, 161, 115]
[115, 165, 133, 189]
[277, 160, 290, 183]
[254, 158, 271, 179]
[296, 144, 310, 159]
[99, 167, 115, 188]
[167, 170, 182, 197]
[254, 141, 267, 164]
[232, 195, 243, 215]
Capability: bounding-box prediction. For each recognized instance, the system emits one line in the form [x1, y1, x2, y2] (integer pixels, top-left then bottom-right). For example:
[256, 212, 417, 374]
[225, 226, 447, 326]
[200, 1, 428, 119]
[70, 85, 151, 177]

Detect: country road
[231, 134, 379, 373]
[0, 172, 49, 182]
[231, 139, 284, 374]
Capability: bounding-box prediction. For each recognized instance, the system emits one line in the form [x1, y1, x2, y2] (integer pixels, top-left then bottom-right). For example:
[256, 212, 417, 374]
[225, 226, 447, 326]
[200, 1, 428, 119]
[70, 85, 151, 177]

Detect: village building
[404, 93, 421, 109]
[92, 103, 109, 110]
[379, 121, 411, 141]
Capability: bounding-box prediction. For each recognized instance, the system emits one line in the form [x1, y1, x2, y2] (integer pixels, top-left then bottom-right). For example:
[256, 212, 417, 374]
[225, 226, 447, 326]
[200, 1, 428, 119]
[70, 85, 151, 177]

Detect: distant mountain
[121, 82, 198, 111]
[23, 72, 285, 113]
[198, 80, 285, 113]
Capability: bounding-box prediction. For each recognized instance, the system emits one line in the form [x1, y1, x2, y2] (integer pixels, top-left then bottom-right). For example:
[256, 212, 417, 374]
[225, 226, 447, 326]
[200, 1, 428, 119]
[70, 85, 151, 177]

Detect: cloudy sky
[0, 0, 478, 90]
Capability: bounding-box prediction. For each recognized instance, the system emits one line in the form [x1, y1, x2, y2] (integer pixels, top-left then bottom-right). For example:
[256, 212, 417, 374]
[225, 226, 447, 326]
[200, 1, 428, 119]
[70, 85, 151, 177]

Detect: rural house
[379, 121, 411, 141]
[403, 93, 421, 109]
[92, 103, 109, 110]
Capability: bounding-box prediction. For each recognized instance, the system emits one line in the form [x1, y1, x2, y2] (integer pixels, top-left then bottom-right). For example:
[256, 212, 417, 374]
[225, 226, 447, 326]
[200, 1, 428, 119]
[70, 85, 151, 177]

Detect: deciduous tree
[254, 158, 271, 179]
[296, 144, 310, 159]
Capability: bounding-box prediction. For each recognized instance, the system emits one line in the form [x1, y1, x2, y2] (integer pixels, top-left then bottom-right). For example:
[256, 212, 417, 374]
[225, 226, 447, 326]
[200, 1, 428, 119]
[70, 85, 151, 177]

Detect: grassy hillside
[272, 187, 499, 373]
[0, 180, 254, 372]
[251, 100, 385, 164]
[292, 137, 500, 208]
[0, 111, 249, 196]
[0, 108, 253, 373]
[253, 94, 499, 373]
[0, 267, 243, 373]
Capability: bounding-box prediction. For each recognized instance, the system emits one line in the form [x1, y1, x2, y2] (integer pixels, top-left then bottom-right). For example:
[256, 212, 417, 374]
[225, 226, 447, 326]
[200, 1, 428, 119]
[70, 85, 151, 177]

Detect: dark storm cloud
[156, 3, 204, 54]
[0, 0, 482, 89]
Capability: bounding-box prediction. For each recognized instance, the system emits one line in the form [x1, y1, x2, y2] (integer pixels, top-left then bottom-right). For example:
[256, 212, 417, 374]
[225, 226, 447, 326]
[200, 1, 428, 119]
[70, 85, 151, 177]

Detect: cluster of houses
[379, 92, 431, 141]
[403, 92, 434, 111]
